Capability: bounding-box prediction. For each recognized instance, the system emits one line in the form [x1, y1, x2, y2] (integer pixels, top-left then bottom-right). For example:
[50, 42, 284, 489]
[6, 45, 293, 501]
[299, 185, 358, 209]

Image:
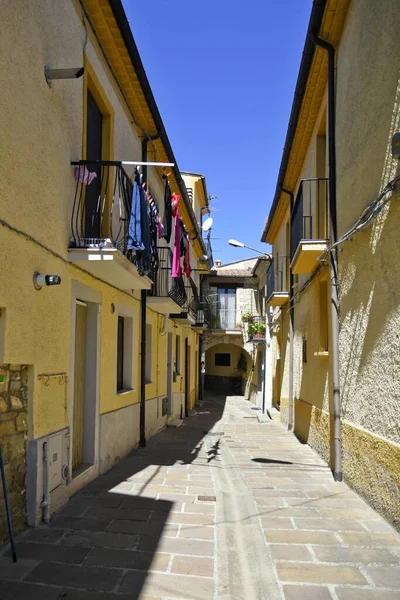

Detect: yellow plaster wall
[205, 343, 244, 378]
[335, 0, 400, 446]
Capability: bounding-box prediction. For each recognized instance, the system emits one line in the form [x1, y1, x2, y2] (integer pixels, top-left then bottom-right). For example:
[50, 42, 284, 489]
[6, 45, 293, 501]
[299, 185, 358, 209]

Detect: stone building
[201, 258, 271, 409]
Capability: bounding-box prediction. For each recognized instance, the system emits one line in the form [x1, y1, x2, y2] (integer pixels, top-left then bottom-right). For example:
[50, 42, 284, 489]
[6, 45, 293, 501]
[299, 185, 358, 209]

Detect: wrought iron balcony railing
[195, 296, 212, 328]
[267, 256, 290, 299]
[184, 278, 200, 321]
[210, 309, 238, 331]
[148, 247, 187, 308]
[70, 160, 136, 259]
[245, 315, 267, 342]
[291, 178, 329, 261]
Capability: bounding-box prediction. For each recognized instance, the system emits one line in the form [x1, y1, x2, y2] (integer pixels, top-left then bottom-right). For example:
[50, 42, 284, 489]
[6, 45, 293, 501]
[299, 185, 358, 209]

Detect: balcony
[192, 296, 212, 330]
[246, 315, 267, 343]
[210, 309, 241, 333]
[69, 161, 152, 290]
[147, 247, 187, 314]
[266, 256, 290, 306]
[170, 277, 199, 325]
[290, 178, 329, 274]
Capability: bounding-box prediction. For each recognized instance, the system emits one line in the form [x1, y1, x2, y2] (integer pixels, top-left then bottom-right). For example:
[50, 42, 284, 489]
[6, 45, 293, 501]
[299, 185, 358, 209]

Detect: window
[215, 353, 231, 367]
[116, 308, 134, 393]
[175, 334, 181, 375]
[210, 286, 237, 330]
[145, 324, 152, 384]
[116, 316, 124, 392]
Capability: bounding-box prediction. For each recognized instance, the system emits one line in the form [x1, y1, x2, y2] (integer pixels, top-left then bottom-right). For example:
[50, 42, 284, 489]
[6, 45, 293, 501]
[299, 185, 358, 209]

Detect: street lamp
[228, 239, 271, 259]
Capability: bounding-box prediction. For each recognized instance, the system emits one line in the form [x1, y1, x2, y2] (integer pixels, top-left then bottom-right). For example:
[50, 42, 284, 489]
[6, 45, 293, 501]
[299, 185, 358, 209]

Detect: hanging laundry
[157, 217, 163, 239]
[183, 234, 192, 278]
[74, 165, 97, 185]
[127, 175, 145, 252]
[180, 220, 187, 257]
[171, 193, 180, 217]
[172, 210, 182, 278]
[162, 177, 172, 243]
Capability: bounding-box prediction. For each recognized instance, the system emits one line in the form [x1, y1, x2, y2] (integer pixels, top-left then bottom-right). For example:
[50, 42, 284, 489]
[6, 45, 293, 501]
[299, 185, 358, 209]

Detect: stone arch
[204, 340, 253, 395]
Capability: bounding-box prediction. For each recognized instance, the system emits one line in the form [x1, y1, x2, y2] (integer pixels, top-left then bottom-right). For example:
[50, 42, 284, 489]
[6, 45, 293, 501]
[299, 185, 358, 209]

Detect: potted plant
[254, 323, 266, 339]
[248, 322, 256, 339]
[241, 312, 254, 323]
[236, 323, 242, 330]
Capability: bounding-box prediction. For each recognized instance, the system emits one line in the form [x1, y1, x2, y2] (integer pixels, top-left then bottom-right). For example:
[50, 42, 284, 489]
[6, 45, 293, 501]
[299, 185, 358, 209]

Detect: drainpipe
[313, 36, 342, 482]
[140, 132, 161, 448]
[41, 441, 50, 523]
[281, 188, 294, 432]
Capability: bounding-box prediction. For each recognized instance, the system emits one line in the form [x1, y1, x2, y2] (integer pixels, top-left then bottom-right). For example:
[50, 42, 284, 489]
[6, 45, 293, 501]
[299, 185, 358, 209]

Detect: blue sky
[122, 0, 312, 264]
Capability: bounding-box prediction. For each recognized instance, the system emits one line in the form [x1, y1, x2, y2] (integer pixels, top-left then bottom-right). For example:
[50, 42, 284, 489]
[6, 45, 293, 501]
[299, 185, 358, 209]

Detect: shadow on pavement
[0, 395, 225, 599]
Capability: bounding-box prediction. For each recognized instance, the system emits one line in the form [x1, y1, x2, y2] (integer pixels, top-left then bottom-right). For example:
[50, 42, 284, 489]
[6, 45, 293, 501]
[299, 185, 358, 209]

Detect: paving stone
[55, 503, 87, 517]
[270, 544, 313, 561]
[0, 581, 61, 599]
[335, 589, 400, 600]
[5, 542, 91, 564]
[61, 529, 140, 549]
[260, 518, 294, 530]
[54, 516, 112, 531]
[319, 508, 378, 519]
[255, 497, 286, 507]
[119, 569, 214, 599]
[183, 503, 215, 514]
[283, 584, 333, 600]
[276, 562, 366, 585]
[294, 518, 365, 532]
[179, 525, 215, 540]
[313, 545, 400, 564]
[171, 555, 214, 577]
[364, 565, 400, 587]
[81, 505, 151, 521]
[84, 547, 170, 571]
[25, 561, 123, 591]
[120, 497, 172, 511]
[362, 519, 398, 534]
[152, 511, 215, 526]
[157, 493, 197, 504]
[106, 519, 178, 537]
[139, 535, 214, 556]
[264, 529, 339, 545]
[22, 527, 66, 544]
[56, 590, 135, 599]
[69, 495, 122, 508]
[0, 557, 38, 581]
[338, 532, 400, 547]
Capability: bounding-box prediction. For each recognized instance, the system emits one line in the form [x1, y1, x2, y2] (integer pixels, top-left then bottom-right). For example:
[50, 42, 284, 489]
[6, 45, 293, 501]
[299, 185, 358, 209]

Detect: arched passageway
[204, 343, 253, 394]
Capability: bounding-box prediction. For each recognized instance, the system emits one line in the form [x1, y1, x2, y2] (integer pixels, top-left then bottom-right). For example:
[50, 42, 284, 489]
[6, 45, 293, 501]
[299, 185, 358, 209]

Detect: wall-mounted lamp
[44, 66, 84, 87]
[34, 272, 62, 291]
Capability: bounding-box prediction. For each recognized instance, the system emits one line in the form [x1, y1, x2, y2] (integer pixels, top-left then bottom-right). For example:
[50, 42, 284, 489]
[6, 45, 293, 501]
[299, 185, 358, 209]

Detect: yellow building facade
[262, 0, 400, 528]
[0, 0, 210, 538]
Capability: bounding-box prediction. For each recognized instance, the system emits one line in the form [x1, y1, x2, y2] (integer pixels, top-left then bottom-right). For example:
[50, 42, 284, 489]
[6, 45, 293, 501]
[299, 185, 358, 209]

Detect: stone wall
[0, 364, 28, 541]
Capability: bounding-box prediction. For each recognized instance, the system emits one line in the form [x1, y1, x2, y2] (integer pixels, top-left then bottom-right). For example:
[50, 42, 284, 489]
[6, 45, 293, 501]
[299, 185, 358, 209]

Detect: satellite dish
[202, 217, 213, 232]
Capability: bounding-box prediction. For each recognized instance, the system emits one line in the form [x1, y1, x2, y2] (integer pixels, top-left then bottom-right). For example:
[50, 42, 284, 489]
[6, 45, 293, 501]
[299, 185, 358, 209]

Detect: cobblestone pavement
[1, 394, 400, 599]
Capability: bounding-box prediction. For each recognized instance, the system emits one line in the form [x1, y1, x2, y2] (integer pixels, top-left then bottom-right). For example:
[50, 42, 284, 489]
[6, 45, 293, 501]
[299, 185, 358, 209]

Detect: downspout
[281, 188, 294, 432]
[313, 36, 342, 482]
[140, 132, 161, 447]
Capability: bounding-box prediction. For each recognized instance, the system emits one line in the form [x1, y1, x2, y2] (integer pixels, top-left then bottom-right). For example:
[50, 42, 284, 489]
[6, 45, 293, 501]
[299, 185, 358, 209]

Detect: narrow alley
[1, 393, 399, 600]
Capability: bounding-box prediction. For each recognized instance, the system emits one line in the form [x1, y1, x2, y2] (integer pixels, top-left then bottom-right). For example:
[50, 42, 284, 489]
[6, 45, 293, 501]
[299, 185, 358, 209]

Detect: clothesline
[122, 161, 174, 167]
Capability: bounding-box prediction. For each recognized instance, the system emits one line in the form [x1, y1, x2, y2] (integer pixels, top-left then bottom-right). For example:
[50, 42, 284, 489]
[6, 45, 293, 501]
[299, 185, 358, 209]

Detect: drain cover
[197, 495, 216, 502]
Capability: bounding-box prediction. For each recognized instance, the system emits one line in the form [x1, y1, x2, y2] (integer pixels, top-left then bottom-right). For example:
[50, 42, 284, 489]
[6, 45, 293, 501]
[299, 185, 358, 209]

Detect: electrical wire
[319, 174, 400, 261]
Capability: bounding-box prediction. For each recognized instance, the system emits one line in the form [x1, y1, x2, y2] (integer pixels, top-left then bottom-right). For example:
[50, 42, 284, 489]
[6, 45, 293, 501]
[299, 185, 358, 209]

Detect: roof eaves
[261, 0, 328, 243]
[108, 0, 207, 256]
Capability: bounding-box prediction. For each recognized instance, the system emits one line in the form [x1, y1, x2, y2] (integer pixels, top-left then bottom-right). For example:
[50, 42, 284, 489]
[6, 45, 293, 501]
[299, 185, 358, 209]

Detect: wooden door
[72, 302, 87, 471]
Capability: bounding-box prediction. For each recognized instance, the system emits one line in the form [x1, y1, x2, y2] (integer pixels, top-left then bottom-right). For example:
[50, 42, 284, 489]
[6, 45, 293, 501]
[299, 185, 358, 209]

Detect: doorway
[72, 301, 87, 472]
[167, 332, 173, 415]
[184, 338, 190, 417]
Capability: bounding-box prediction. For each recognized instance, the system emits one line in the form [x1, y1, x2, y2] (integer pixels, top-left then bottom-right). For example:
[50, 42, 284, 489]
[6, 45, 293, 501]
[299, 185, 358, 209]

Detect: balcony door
[85, 91, 103, 240]
[217, 288, 236, 330]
